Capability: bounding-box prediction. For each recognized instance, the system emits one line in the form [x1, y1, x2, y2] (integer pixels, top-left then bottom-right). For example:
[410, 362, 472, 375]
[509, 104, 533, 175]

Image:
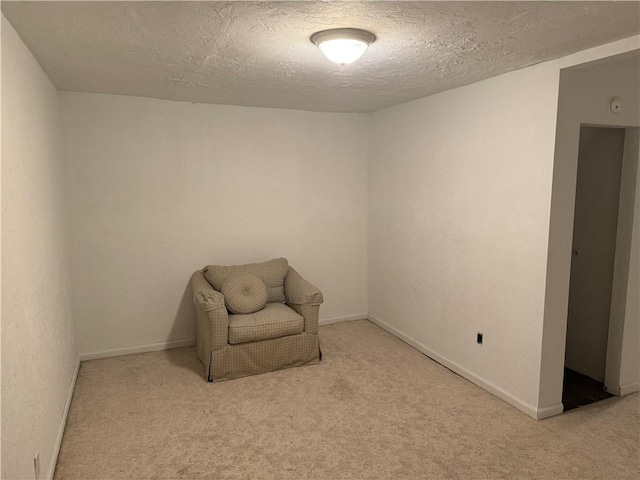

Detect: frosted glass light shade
[318, 39, 369, 65]
[311, 28, 375, 65]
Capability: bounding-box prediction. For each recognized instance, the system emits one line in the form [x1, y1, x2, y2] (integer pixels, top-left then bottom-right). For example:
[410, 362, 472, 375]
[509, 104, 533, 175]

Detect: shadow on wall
[163, 278, 202, 377]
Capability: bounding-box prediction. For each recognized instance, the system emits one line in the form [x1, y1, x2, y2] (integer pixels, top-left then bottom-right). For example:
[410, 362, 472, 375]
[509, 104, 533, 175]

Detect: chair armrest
[288, 303, 321, 335]
[285, 267, 323, 335]
[284, 267, 323, 306]
[192, 270, 225, 309]
[191, 271, 228, 352]
[194, 289, 225, 312]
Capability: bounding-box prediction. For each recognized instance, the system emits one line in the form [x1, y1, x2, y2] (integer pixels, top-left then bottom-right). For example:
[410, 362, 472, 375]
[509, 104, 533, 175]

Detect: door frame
[538, 50, 640, 419]
[604, 127, 639, 394]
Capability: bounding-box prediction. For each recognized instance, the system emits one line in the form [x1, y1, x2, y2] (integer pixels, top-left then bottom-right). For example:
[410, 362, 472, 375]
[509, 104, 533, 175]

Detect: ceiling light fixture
[311, 28, 376, 65]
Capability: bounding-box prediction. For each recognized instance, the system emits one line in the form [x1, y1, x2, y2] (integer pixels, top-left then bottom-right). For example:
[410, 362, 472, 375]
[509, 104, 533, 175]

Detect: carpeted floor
[55, 320, 639, 480]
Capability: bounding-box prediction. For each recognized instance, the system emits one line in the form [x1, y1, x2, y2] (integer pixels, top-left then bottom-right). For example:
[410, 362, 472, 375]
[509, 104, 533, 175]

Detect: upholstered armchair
[190, 258, 323, 382]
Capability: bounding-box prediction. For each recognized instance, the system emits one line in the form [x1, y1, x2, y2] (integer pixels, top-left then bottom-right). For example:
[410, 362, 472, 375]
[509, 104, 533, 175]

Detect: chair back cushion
[221, 273, 268, 314]
[203, 257, 288, 304]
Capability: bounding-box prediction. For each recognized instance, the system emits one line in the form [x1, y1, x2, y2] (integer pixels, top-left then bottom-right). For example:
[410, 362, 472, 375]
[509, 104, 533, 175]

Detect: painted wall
[565, 127, 626, 382]
[1, 15, 77, 480]
[619, 130, 639, 392]
[61, 93, 369, 356]
[539, 51, 640, 409]
[368, 61, 561, 416]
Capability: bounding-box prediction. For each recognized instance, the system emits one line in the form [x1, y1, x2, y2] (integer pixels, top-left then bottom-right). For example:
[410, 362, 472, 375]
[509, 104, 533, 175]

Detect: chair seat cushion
[228, 303, 304, 345]
[221, 273, 268, 314]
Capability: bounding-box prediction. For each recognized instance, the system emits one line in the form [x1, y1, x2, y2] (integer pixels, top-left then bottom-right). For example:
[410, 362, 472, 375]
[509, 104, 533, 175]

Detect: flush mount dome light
[311, 28, 376, 65]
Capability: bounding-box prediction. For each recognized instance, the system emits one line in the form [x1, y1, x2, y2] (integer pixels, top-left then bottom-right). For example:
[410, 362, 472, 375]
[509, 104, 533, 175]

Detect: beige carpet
[55, 320, 639, 480]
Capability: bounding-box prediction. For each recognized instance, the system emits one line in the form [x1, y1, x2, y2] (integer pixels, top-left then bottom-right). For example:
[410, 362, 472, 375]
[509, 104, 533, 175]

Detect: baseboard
[79, 338, 196, 361]
[367, 314, 540, 420]
[46, 355, 80, 480]
[536, 403, 564, 420]
[319, 313, 368, 326]
[605, 385, 620, 395]
[80, 316, 371, 361]
[619, 381, 640, 396]
[80, 317, 367, 360]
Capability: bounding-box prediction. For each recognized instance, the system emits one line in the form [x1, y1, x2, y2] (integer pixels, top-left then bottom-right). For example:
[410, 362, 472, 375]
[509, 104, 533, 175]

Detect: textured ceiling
[3, 1, 639, 113]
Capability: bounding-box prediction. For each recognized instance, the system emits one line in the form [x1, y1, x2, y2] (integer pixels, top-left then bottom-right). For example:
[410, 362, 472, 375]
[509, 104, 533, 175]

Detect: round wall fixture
[610, 97, 622, 114]
[311, 28, 376, 65]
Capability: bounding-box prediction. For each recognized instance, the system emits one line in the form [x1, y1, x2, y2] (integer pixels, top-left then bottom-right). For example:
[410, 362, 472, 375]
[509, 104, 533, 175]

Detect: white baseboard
[80, 316, 367, 361]
[536, 403, 564, 420]
[319, 313, 368, 326]
[79, 338, 196, 361]
[46, 356, 80, 480]
[79, 316, 370, 361]
[619, 381, 640, 396]
[605, 385, 620, 396]
[367, 314, 541, 420]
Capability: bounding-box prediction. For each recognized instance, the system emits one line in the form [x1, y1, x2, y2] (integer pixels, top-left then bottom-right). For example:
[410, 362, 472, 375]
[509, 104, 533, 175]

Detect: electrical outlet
[33, 451, 40, 480]
[477, 332, 484, 345]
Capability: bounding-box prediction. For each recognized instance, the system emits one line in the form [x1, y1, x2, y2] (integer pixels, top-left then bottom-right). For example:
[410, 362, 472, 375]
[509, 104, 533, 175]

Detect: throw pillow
[221, 273, 268, 314]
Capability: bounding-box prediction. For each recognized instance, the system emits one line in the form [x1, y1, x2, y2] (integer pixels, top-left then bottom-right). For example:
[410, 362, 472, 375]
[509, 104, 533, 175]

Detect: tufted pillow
[221, 273, 268, 314]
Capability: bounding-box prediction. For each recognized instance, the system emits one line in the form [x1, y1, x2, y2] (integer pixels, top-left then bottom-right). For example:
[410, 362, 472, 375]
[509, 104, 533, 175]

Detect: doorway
[563, 126, 626, 411]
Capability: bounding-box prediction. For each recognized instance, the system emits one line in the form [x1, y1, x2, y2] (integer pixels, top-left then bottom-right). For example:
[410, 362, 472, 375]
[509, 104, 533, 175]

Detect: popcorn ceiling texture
[2, 1, 639, 112]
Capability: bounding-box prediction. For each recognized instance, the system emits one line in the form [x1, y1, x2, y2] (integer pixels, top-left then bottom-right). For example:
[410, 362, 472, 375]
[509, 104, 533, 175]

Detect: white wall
[539, 51, 640, 409]
[1, 15, 77, 480]
[619, 132, 639, 392]
[61, 93, 369, 356]
[368, 61, 561, 417]
[1, 16, 3, 479]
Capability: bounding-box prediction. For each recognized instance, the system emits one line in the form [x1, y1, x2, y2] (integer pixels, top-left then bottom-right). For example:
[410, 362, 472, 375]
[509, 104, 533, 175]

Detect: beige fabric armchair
[190, 258, 323, 382]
